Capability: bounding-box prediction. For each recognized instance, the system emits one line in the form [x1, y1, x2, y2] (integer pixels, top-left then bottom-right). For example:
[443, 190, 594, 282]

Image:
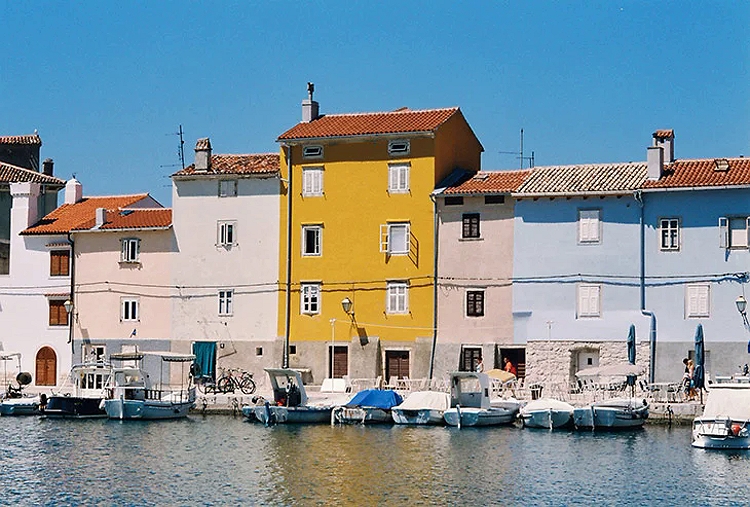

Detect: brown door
[35, 346, 57, 386]
[329, 346, 348, 378]
[385, 350, 410, 381]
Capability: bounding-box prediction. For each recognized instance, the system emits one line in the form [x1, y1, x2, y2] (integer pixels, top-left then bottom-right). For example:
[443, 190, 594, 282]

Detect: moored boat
[443, 372, 518, 428]
[0, 354, 41, 416]
[392, 390, 450, 425]
[573, 397, 649, 430]
[43, 362, 111, 418]
[519, 398, 574, 429]
[102, 352, 196, 420]
[332, 389, 402, 424]
[692, 379, 750, 450]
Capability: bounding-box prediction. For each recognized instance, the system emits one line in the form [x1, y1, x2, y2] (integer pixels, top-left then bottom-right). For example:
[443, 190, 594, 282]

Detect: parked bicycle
[197, 367, 256, 395]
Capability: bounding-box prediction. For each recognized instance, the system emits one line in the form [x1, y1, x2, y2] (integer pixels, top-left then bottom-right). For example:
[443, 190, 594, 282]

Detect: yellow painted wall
[277, 113, 482, 345]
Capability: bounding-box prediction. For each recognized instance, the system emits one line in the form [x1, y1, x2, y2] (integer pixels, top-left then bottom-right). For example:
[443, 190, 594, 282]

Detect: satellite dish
[16, 372, 32, 386]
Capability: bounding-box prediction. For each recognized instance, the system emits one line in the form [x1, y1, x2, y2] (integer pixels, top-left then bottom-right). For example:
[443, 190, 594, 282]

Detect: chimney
[194, 138, 212, 172]
[95, 208, 107, 228]
[10, 182, 41, 229]
[42, 158, 54, 176]
[302, 82, 319, 123]
[652, 129, 674, 163]
[64, 178, 83, 204]
[647, 145, 664, 180]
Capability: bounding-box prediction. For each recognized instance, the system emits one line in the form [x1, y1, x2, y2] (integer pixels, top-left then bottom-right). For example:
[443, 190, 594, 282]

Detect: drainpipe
[283, 145, 293, 369]
[67, 232, 76, 359]
[428, 194, 439, 380]
[635, 190, 657, 384]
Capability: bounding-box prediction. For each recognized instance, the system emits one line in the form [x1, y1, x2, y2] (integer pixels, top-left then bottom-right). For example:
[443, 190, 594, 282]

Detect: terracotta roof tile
[643, 158, 750, 189]
[653, 129, 674, 139]
[516, 163, 647, 195]
[73, 208, 172, 231]
[277, 107, 460, 141]
[443, 170, 530, 195]
[0, 162, 65, 185]
[0, 134, 42, 146]
[22, 194, 152, 235]
[172, 153, 280, 177]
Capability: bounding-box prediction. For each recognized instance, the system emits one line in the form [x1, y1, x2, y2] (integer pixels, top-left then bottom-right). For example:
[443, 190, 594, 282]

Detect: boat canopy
[522, 398, 574, 412]
[110, 352, 145, 362]
[346, 389, 402, 409]
[149, 352, 196, 362]
[0, 352, 21, 360]
[265, 368, 308, 406]
[396, 391, 450, 411]
[702, 385, 750, 420]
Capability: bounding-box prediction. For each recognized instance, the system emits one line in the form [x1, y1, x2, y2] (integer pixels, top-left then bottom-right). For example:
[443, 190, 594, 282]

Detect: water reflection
[2, 417, 750, 505]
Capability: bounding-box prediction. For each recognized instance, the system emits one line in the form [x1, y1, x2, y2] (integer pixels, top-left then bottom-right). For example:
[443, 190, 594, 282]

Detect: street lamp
[737, 295, 749, 328]
[63, 299, 74, 343]
[341, 297, 353, 316]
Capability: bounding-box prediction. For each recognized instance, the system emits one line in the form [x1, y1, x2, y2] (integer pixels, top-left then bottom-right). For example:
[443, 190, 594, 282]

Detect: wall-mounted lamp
[63, 299, 73, 315]
[737, 295, 749, 327]
[341, 297, 353, 317]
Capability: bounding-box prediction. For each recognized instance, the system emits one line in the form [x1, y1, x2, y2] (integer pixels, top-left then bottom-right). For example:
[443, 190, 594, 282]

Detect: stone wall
[524, 339, 650, 389]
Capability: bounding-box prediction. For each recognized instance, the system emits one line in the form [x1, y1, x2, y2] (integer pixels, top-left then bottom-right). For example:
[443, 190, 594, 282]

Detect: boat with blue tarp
[332, 389, 402, 424]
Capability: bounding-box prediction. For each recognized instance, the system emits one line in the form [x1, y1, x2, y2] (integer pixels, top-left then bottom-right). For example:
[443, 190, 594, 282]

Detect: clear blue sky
[2, 2, 748, 206]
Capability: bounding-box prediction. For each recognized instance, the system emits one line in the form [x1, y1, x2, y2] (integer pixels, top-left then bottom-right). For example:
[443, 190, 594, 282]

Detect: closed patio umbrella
[626, 324, 636, 388]
[694, 324, 705, 401]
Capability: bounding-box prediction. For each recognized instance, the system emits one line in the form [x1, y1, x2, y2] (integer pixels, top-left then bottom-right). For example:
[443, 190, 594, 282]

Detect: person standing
[475, 357, 484, 373]
[503, 357, 517, 376]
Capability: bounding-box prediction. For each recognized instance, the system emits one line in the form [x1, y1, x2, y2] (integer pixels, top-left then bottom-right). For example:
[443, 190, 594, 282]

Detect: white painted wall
[0, 182, 69, 387]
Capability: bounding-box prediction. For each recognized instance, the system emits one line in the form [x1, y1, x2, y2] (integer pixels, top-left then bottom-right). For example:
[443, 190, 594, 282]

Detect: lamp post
[737, 295, 749, 329]
[64, 299, 74, 356]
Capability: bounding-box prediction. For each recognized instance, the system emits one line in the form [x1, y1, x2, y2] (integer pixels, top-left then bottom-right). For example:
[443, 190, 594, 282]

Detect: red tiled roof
[443, 170, 530, 195]
[653, 129, 674, 139]
[172, 153, 280, 177]
[22, 194, 152, 235]
[643, 158, 750, 189]
[277, 107, 460, 141]
[0, 134, 42, 146]
[0, 162, 65, 185]
[516, 163, 648, 195]
[73, 208, 172, 231]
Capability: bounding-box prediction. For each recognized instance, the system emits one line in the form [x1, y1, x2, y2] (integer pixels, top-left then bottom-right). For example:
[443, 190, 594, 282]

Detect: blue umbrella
[626, 324, 636, 387]
[694, 324, 705, 391]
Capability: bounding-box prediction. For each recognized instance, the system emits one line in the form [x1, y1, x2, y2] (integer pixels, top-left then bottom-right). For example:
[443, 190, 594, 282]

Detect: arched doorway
[35, 347, 57, 386]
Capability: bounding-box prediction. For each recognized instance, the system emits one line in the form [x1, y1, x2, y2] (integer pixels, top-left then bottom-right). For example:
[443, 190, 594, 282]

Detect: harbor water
[2, 415, 749, 506]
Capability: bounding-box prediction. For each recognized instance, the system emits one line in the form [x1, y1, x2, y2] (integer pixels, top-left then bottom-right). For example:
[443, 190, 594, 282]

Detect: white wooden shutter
[719, 217, 728, 248]
[380, 225, 389, 253]
[578, 210, 600, 243]
[121, 239, 127, 261]
[746, 217, 750, 249]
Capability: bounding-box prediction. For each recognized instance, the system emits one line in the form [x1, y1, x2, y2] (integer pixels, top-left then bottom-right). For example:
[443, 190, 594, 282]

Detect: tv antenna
[160, 125, 186, 170]
[499, 128, 535, 169]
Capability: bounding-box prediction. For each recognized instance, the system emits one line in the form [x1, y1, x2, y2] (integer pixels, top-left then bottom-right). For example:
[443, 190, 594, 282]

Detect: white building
[170, 138, 282, 379]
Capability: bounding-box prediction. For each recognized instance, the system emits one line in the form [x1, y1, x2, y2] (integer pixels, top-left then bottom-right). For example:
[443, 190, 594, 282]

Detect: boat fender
[732, 424, 742, 436]
[264, 400, 273, 427]
[456, 404, 462, 430]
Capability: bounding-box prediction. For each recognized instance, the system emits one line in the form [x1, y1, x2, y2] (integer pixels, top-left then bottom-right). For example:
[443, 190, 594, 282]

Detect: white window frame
[387, 282, 409, 314]
[302, 167, 324, 197]
[218, 179, 238, 198]
[121, 298, 139, 322]
[720, 216, 750, 249]
[388, 163, 410, 193]
[301, 283, 321, 315]
[301, 225, 322, 256]
[302, 145, 323, 159]
[217, 220, 237, 247]
[659, 218, 680, 251]
[577, 284, 601, 318]
[218, 290, 233, 316]
[120, 238, 140, 263]
[578, 209, 601, 244]
[388, 140, 410, 156]
[380, 223, 410, 255]
[686, 284, 710, 318]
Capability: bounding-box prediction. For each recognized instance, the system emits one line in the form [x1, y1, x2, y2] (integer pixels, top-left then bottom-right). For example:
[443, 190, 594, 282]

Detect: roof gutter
[276, 131, 435, 145]
[634, 190, 657, 384]
[641, 184, 750, 193]
[511, 190, 638, 198]
[71, 226, 173, 233]
[282, 144, 292, 369]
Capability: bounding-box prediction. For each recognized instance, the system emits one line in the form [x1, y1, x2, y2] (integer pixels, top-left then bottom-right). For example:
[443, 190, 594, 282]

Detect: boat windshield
[114, 370, 146, 387]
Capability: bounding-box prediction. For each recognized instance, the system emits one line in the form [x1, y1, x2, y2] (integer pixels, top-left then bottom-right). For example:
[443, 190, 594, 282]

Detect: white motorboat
[693, 378, 750, 450]
[247, 369, 345, 425]
[392, 390, 450, 425]
[0, 354, 41, 416]
[43, 362, 111, 418]
[573, 397, 649, 430]
[332, 389, 403, 424]
[102, 352, 196, 420]
[443, 372, 518, 427]
[520, 398, 575, 429]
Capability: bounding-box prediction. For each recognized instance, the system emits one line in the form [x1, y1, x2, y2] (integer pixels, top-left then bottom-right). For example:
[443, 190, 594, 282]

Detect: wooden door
[385, 350, 410, 380]
[35, 346, 57, 386]
[461, 347, 482, 372]
[329, 346, 348, 378]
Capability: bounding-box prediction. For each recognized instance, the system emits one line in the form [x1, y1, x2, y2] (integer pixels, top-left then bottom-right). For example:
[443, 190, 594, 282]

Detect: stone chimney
[42, 158, 54, 176]
[647, 145, 664, 181]
[95, 208, 107, 228]
[64, 178, 83, 204]
[194, 138, 212, 172]
[652, 129, 674, 163]
[10, 182, 41, 230]
[302, 82, 319, 123]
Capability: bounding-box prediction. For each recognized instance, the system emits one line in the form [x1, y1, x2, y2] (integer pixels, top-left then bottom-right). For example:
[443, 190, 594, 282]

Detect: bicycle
[216, 368, 256, 395]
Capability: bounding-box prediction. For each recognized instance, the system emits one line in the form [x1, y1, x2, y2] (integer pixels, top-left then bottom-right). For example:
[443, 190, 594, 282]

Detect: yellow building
[277, 86, 483, 383]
